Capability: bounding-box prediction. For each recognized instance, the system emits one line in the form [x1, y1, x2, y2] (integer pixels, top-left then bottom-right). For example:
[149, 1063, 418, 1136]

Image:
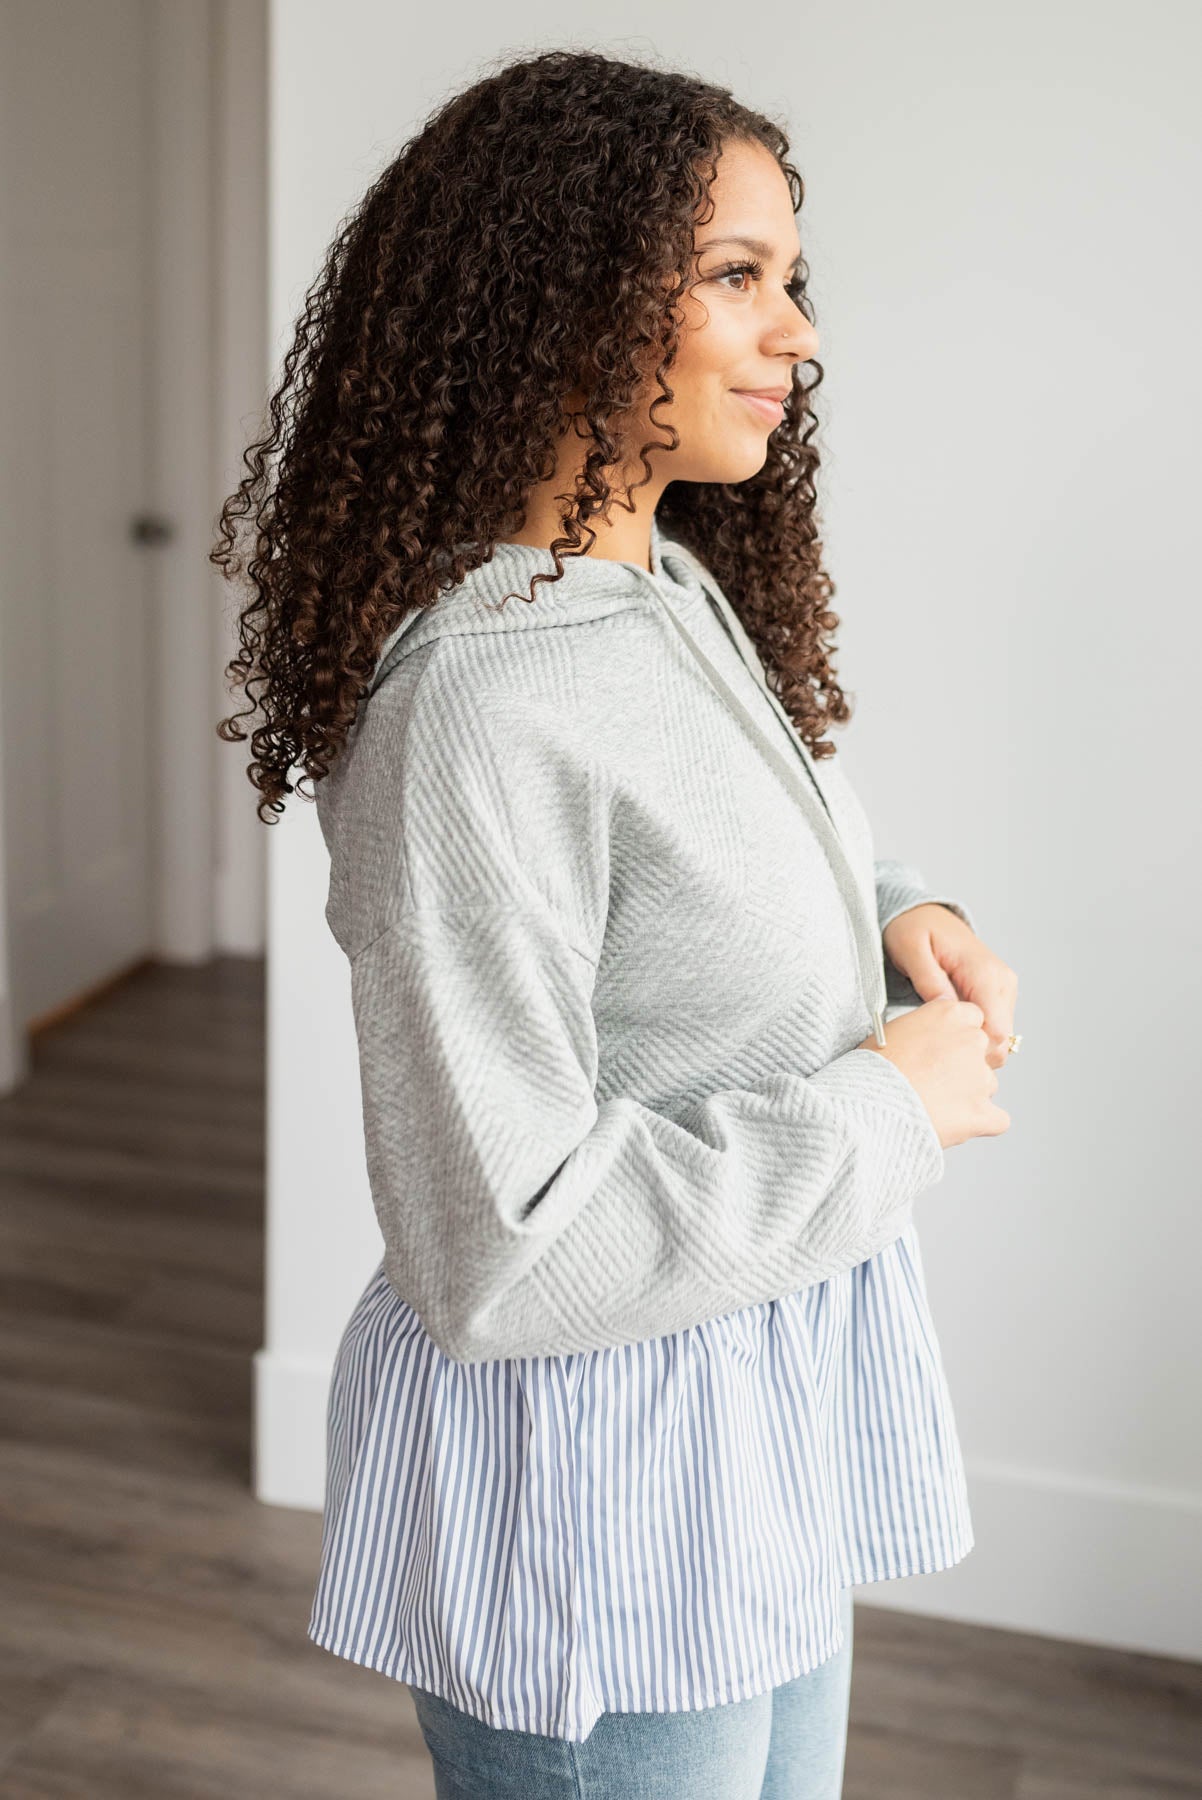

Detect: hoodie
[315, 515, 975, 1363]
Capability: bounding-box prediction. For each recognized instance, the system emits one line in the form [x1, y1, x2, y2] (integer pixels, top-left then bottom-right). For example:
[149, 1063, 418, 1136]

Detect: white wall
[256, 0, 1202, 1661]
[212, 0, 270, 958]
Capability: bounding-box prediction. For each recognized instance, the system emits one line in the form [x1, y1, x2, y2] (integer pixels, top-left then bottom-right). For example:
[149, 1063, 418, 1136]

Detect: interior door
[0, 0, 154, 1027]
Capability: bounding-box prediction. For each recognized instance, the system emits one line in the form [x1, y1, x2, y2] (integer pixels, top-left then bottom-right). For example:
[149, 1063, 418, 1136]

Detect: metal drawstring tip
[872, 1008, 888, 1047]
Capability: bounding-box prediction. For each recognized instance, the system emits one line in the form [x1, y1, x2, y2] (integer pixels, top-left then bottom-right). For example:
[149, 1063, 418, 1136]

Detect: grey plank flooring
[0, 956, 1198, 1797]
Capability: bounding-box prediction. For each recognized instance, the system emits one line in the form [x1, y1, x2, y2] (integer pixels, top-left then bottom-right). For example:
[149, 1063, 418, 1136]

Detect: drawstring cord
[628, 552, 889, 1048]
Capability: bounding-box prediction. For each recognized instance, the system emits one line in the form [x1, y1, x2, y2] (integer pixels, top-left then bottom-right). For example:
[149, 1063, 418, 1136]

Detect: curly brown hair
[212, 47, 853, 824]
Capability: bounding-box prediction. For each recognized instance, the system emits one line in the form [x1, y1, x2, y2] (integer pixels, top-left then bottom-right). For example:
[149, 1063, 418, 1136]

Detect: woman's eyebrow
[696, 235, 803, 268]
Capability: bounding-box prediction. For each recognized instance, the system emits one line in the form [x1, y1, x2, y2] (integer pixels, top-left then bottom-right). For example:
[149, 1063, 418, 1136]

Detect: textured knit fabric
[313, 517, 977, 1364]
[306, 518, 976, 1740]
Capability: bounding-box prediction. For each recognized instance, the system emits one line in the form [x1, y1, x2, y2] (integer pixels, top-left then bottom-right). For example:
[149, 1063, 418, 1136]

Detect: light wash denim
[408, 1586, 854, 1798]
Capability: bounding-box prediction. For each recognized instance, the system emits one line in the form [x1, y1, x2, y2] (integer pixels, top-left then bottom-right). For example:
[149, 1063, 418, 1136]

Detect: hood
[365, 513, 705, 697]
[361, 513, 890, 1046]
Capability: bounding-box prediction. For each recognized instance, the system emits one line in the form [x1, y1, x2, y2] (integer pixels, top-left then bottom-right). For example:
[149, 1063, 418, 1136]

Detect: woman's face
[633, 138, 819, 487]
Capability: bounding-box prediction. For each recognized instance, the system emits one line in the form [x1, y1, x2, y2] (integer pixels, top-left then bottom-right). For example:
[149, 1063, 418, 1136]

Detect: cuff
[875, 858, 977, 939]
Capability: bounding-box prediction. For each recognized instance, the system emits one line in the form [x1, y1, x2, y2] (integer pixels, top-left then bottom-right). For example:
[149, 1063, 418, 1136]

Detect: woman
[214, 48, 1017, 1799]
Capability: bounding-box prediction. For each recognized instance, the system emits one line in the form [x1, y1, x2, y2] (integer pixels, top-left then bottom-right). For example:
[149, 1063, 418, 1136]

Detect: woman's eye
[715, 260, 762, 291]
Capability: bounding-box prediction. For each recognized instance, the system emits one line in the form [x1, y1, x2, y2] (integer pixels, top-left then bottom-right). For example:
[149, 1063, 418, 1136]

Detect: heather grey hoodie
[315, 516, 975, 1362]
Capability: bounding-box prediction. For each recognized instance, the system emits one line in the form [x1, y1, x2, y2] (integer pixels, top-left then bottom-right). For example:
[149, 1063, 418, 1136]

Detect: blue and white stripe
[307, 1217, 973, 1743]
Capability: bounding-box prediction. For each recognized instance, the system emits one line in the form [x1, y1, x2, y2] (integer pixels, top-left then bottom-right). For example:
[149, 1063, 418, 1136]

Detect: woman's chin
[706, 441, 772, 483]
[658, 436, 772, 486]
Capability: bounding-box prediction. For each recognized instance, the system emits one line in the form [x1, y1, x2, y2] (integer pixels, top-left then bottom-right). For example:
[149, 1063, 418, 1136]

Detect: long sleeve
[347, 894, 948, 1364]
[874, 856, 977, 937]
[874, 857, 978, 1012]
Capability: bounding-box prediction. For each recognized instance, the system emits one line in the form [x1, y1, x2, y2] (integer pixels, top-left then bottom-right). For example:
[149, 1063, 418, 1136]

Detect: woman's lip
[732, 391, 785, 424]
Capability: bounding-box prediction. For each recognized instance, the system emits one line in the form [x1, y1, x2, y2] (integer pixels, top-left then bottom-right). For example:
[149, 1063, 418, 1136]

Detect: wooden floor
[0, 957, 1198, 1798]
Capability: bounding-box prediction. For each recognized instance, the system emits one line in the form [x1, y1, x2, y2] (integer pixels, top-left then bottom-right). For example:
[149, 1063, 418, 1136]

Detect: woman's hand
[882, 902, 1018, 1070]
[861, 996, 1011, 1150]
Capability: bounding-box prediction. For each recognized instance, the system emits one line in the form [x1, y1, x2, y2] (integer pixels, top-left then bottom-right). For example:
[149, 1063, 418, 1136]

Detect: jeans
[409, 1585, 855, 1798]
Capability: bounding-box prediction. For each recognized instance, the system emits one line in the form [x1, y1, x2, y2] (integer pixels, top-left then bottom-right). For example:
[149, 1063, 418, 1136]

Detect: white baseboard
[253, 1349, 1202, 1664]
[252, 1345, 332, 1511]
[857, 1456, 1202, 1663]
[0, 985, 28, 1094]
